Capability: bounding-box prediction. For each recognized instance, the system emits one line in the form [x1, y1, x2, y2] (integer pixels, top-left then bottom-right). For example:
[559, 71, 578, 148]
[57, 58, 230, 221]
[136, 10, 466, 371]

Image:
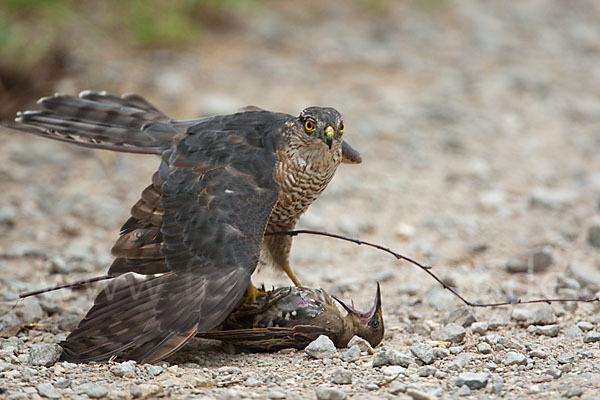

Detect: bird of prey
[11, 91, 361, 363]
[197, 284, 384, 352]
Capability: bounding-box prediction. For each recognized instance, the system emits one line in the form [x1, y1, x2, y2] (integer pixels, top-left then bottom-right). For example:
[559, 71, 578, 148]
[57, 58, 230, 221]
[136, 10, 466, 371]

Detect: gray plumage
[10, 91, 362, 363]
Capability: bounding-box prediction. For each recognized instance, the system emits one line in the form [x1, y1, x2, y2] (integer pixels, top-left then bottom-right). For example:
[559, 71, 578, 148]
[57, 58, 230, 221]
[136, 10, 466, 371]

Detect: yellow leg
[283, 264, 303, 287]
[245, 282, 267, 304]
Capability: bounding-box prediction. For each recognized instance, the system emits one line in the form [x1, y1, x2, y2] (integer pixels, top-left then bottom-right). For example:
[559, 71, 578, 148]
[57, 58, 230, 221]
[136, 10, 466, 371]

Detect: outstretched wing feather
[61, 110, 288, 363]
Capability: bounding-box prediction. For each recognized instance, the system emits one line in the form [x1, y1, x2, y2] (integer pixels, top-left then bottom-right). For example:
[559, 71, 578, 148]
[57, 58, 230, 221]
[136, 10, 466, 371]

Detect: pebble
[305, 335, 336, 359]
[529, 384, 540, 394]
[531, 324, 560, 337]
[567, 261, 600, 288]
[75, 383, 108, 399]
[28, 343, 62, 367]
[502, 351, 527, 366]
[529, 188, 576, 210]
[433, 347, 450, 359]
[577, 321, 594, 332]
[545, 367, 562, 379]
[477, 342, 492, 354]
[564, 325, 583, 338]
[448, 353, 474, 370]
[470, 322, 488, 335]
[245, 377, 262, 387]
[347, 336, 374, 354]
[442, 307, 477, 328]
[455, 385, 471, 396]
[489, 374, 504, 393]
[48, 256, 72, 274]
[110, 360, 136, 377]
[478, 189, 507, 212]
[430, 323, 466, 343]
[510, 308, 533, 324]
[267, 390, 286, 399]
[454, 372, 489, 389]
[406, 388, 432, 399]
[331, 367, 352, 385]
[16, 297, 46, 322]
[395, 222, 416, 240]
[387, 382, 406, 395]
[410, 343, 436, 365]
[36, 383, 61, 399]
[588, 219, 600, 248]
[557, 352, 575, 364]
[216, 366, 242, 374]
[372, 347, 412, 367]
[496, 336, 524, 351]
[563, 385, 584, 398]
[583, 330, 600, 343]
[423, 286, 457, 311]
[0, 313, 19, 330]
[418, 366, 436, 377]
[381, 365, 405, 377]
[145, 364, 164, 376]
[365, 383, 379, 391]
[315, 386, 347, 400]
[220, 388, 245, 400]
[511, 304, 556, 326]
[0, 206, 17, 227]
[528, 347, 549, 358]
[505, 246, 553, 273]
[54, 379, 71, 389]
[486, 362, 498, 371]
[128, 384, 159, 398]
[340, 345, 360, 362]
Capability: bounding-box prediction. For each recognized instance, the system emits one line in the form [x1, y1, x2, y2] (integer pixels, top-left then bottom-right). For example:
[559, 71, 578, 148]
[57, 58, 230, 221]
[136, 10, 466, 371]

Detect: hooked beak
[324, 126, 334, 149]
[333, 282, 382, 320]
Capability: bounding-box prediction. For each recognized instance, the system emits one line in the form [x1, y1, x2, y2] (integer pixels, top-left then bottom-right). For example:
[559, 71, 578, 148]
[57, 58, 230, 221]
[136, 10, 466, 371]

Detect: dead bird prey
[197, 284, 384, 351]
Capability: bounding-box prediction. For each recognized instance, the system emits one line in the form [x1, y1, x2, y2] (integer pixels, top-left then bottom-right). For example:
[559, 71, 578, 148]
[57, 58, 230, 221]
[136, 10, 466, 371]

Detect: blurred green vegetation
[0, 0, 252, 70]
[0, 0, 253, 118]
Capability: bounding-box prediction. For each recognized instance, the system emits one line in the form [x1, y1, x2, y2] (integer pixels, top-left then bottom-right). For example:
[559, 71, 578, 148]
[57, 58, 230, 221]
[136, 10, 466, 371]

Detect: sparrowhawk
[11, 91, 362, 363]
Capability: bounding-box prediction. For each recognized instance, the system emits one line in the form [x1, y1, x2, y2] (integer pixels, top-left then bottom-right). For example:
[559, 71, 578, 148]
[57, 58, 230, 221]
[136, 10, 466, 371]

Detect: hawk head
[298, 107, 345, 150]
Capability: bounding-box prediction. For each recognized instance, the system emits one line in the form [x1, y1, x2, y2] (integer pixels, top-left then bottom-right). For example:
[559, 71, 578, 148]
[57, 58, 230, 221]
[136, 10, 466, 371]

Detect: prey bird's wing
[61, 110, 289, 363]
[197, 326, 331, 352]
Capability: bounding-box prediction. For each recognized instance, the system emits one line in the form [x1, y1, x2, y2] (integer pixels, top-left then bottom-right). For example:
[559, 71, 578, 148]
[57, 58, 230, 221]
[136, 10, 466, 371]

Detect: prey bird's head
[334, 283, 384, 348]
[297, 107, 344, 150]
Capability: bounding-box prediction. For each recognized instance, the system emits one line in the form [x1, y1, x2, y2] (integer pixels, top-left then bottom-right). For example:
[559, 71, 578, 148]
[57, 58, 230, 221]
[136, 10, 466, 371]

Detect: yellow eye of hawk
[339, 122, 345, 133]
[305, 120, 316, 132]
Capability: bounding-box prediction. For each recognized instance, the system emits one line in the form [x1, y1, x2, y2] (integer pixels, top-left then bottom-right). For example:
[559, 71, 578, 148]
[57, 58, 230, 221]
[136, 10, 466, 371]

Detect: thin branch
[265, 230, 600, 308]
[19, 275, 112, 299]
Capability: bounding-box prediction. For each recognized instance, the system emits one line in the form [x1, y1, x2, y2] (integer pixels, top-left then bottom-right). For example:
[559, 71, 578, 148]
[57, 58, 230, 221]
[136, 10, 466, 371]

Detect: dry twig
[265, 230, 600, 307]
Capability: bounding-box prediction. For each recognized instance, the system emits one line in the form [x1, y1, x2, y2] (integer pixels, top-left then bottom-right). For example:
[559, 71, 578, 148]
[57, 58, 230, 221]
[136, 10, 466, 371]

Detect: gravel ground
[1, 1, 600, 399]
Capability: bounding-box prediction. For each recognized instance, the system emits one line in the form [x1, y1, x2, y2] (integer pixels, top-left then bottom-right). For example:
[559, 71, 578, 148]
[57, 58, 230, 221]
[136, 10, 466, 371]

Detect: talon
[245, 282, 267, 304]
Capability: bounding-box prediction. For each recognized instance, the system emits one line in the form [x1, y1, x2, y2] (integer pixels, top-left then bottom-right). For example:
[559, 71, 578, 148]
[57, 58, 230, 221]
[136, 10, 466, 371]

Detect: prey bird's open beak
[324, 126, 334, 149]
[333, 282, 382, 320]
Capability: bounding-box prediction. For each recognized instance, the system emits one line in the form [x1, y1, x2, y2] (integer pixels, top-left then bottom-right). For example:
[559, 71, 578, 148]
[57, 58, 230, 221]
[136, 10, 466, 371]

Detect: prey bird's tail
[12, 91, 182, 154]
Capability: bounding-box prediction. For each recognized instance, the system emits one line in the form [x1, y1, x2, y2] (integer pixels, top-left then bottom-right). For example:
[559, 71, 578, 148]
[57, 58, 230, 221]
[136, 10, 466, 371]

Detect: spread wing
[61, 111, 289, 363]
